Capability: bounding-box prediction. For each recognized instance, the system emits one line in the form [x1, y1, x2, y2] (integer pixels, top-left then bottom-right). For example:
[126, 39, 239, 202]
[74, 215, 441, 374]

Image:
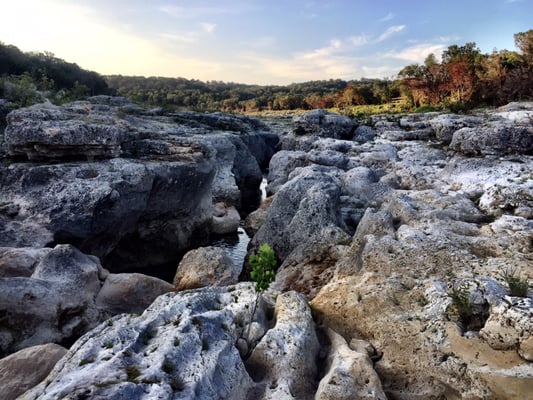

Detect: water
[208, 225, 251, 269]
[208, 176, 266, 269]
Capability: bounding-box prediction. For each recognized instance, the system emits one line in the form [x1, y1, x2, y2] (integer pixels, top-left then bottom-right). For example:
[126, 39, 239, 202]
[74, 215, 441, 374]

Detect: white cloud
[377, 25, 406, 42]
[379, 12, 395, 22]
[383, 43, 446, 63]
[159, 32, 196, 43]
[349, 35, 369, 47]
[200, 22, 216, 33]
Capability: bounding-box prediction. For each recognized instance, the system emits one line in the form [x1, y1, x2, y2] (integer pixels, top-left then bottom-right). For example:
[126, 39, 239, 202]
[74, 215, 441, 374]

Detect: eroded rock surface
[256, 106, 533, 399]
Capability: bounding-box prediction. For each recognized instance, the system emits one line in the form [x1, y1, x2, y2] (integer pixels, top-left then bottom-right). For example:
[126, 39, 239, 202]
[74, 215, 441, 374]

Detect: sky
[1, 0, 531, 85]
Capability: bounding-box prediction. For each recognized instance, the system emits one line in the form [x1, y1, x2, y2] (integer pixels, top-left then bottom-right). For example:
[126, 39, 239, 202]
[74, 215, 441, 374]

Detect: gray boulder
[0, 244, 106, 356]
[19, 284, 326, 400]
[173, 246, 239, 290]
[0, 157, 215, 271]
[292, 109, 357, 140]
[451, 122, 533, 155]
[95, 273, 174, 315]
[429, 114, 484, 144]
[252, 165, 350, 262]
[0, 343, 67, 400]
[211, 202, 241, 235]
[0, 247, 52, 277]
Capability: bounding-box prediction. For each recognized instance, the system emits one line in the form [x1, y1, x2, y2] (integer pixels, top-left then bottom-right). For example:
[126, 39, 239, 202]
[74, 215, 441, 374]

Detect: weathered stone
[251, 165, 350, 262]
[316, 329, 386, 400]
[0, 244, 105, 356]
[0, 343, 67, 400]
[244, 196, 273, 237]
[451, 123, 533, 155]
[19, 284, 325, 400]
[246, 291, 321, 399]
[292, 109, 357, 140]
[211, 203, 241, 235]
[0, 247, 51, 277]
[429, 114, 484, 144]
[173, 246, 239, 290]
[95, 273, 174, 315]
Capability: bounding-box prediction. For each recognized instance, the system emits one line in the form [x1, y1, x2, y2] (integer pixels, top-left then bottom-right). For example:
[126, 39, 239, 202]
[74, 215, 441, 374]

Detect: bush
[249, 243, 276, 292]
[501, 268, 529, 297]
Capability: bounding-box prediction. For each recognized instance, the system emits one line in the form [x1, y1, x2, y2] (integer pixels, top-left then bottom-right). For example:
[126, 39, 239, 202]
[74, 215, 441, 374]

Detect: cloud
[379, 12, 395, 22]
[159, 32, 196, 43]
[383, 43, 446, 63]
[200, 22, 216, 33]
[349, 35, 369, 47]
[377, 25, 406, 42]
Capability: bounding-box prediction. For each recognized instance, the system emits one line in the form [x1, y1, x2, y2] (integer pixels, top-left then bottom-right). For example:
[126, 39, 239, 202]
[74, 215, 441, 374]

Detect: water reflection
[208, 225, 251, 270]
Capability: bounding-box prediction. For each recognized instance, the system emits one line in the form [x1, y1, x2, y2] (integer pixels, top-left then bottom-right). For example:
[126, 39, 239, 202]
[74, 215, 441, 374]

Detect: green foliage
[448, 285, 473, 327]
[501, 268, 529, 297]
[249, 243, 276, 292]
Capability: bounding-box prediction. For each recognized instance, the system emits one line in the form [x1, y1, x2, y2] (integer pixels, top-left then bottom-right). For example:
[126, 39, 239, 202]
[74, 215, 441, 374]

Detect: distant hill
[0, 41, 109, 107]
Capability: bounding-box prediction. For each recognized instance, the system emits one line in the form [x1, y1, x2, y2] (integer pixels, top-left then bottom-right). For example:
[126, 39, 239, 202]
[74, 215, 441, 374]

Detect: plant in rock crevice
[501, 268, 529, 297]
[246, 243, 276, 349]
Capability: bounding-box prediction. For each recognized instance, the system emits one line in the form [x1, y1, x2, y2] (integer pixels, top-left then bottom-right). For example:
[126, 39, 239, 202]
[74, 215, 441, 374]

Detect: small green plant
[125, 365, 141, 382]
[173, 337, 180, 347]
[102, 340, 114, 349]
[79, 356, 95, 366]
[249, 243, 276, 292]
[162, 359, 175, 374]
[448, 285, 473, 327]
[245, 244, 277, 350]
[501, 268, 529, 297]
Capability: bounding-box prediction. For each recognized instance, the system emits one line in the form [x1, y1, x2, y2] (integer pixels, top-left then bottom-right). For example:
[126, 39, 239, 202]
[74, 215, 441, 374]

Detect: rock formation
[1, 100, 532, 399]
[0, 97, 278, 272]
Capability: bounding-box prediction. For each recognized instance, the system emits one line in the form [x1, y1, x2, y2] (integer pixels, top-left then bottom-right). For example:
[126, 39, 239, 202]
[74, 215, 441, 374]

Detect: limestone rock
[480, 296, 533, 360]
[451, 122, 533, 155]
[173, 246, 239, 290]
[211, 203, 241, 235]
[316, 329, 386, 400]
[429, 114, 484, 144]
[246, 291, 321, 399]
[293, 109, 357, 140]
[19, 284, 325, 400]
[244, 196, 273, 237]
[0, 343, 67, 400]
[95, 273, 174, 315]
[0, 247, 51, 277]
[0, 244, 106, 356]
[251, 165, 350, 262]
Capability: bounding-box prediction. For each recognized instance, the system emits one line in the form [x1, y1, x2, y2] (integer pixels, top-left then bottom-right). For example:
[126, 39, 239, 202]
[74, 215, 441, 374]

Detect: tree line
[398, 30, 533, 111]
[0, 41, 109, 106]
[1, 30, 532, 112]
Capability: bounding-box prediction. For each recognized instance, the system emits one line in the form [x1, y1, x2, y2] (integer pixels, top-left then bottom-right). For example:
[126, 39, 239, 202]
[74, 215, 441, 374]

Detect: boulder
[211, 203, 241, 235]
[0, 157, 215, 272]
[0, 343, 67, 400]
[173, 246, 239, 290]
[251, 165, 350, 262]
[292, 109, 357, 140]
[451, 122, 533, 155]
[429, 114, 484, 144]
[19, 284, 327, 400]
[0, 244, 106, 356]
[4, 102, 125, 160]
[316, 329, 386, 400]
[244, 196, 273, 237]
[353, 125, 376, 143]
[95, 273, 174, 315]
[0, 247, 52, 277]
[480, 296, 533, 360]
[246, 291, 321, 399]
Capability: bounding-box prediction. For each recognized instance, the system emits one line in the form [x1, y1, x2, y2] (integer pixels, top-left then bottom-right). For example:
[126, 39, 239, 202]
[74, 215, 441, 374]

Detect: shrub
[501, 268, 529, 297]
[249, 243, 276, 292]
[448, 285, 473, 327]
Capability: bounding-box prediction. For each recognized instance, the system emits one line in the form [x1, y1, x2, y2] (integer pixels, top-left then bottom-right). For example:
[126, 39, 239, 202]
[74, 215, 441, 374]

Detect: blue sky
[1, 0, 531, 84]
